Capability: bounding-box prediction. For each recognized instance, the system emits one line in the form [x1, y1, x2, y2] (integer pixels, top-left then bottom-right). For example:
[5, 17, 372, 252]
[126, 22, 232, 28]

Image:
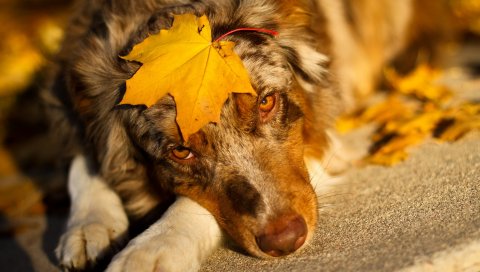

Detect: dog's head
[141, 83, 316, 258]
[64, 0, 336, 258]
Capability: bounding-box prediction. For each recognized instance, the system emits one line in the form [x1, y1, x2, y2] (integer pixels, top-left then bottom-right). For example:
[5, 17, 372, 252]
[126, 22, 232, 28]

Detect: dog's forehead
[143, 35, 295, 146]
[232, 37, 292, 94]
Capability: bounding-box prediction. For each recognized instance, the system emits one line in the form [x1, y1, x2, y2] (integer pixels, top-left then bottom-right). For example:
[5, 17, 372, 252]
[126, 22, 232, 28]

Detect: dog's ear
[281, 43, 329, 91]
[276, 0, 330, 92]
[286, 42, 339, 161]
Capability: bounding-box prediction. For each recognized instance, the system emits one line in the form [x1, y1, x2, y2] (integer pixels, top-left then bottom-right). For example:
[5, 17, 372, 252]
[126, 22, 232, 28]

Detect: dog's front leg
[106, 196, 222, 272]
[56, 155, 129, 271]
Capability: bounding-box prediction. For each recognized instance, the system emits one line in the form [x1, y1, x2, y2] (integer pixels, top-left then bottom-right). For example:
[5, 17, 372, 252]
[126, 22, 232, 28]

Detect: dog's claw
[56, 222, 126, 271]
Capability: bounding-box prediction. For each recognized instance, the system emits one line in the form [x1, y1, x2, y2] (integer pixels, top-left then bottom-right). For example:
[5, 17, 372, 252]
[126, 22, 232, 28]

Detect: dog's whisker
[322, 150, 336, 171]
[317, 191, 351, 200]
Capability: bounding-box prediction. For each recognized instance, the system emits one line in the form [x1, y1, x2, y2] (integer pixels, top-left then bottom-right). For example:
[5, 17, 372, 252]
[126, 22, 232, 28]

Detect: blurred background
[0, 0, 479, 271]
[0, 1, 71, 271]
[0, 0, 73, 222]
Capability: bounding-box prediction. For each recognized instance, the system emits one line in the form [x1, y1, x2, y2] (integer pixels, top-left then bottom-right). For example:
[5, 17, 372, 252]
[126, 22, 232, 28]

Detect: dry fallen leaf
[436, 103, 480, 141]
[336, 95, 416, 133]
[121, 14, 256, 140]
[338, 64, 480, 166]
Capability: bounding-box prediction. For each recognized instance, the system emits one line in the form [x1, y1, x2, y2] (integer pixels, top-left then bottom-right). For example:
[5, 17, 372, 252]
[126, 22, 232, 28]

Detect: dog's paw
[56, 222, 127, 271]
[106, 238, 200, 272]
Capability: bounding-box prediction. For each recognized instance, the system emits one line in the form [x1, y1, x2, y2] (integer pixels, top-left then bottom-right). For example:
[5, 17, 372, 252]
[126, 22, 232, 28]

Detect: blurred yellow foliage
[0, 5, 66, 223]
[0, 33, 44, 96]
[337, 64, 480, 166]
[385, 65, 452, 102]
[438, 104, 480, 141]
[0, 11, 64, 97]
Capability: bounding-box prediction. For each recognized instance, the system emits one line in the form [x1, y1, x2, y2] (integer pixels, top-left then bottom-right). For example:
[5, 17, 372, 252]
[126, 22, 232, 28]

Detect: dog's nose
[256, 214, 308, 257]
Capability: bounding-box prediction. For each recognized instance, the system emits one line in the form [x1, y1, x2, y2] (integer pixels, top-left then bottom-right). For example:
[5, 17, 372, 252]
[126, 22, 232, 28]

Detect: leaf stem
[214, 28, 279, 43]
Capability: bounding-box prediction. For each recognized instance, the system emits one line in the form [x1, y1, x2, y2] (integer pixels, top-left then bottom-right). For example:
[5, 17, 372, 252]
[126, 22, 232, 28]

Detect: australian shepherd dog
[45, 0, 420, 271]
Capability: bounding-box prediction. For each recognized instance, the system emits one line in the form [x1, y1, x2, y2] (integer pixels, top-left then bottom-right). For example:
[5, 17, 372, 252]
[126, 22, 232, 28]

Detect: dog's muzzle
[255, 213, 308, 257]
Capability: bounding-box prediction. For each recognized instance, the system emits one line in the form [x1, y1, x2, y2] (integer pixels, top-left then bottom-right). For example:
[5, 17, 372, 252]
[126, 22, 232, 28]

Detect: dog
[44, 0, 422, 271]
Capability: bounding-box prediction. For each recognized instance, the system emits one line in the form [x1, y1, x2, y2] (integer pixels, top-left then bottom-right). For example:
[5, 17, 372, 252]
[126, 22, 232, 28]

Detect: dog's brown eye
[259, 94, 276, 113]
[258, 93, 278, 122]
[171, 146, 194, 161]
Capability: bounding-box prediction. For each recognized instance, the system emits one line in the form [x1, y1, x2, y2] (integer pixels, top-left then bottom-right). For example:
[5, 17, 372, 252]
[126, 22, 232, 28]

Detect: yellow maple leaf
[120, 14, 256, 140]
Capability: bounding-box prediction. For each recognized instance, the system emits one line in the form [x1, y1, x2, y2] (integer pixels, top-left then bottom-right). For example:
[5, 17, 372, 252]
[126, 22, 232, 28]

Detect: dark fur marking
[115, 83, 127, 104]
[241, 50, 270, 64]
[267, 95, 304, 142]
[225, 175, 262, 216]
[89, 10, 108, 39]
[342, 0, 356, 31]
[234, 32, 269, 46]
[51, 69, 75, 111]
[119, 43, 135, 59]
[282, 46, 317, 84]
[284, 98, 304, 125]
[114, 104, 147, 111]
[212, 21, 242, 41]
[147, 11, 175, 35]
[44, 69, 86, 155]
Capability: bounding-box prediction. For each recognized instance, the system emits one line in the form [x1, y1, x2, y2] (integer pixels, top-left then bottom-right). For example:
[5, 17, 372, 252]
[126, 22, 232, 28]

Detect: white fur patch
[56, 155, 129, 270]
[106, 197, 222, 272]
[296, 43, 329, 82]
[305, 155, 343, 197]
